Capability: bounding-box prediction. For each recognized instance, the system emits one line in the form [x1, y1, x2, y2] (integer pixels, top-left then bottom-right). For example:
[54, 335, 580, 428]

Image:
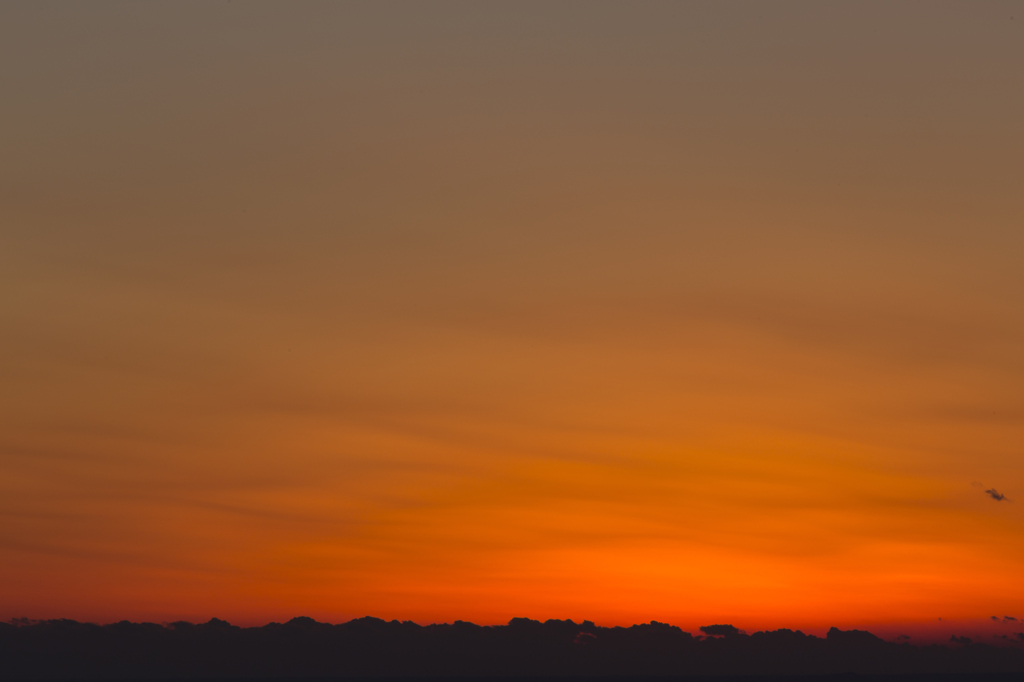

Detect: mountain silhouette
[2, 616, 1023, 678]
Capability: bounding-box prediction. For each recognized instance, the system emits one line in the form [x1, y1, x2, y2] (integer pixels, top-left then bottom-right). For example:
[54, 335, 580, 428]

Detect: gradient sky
[2, 1, 1023, 639]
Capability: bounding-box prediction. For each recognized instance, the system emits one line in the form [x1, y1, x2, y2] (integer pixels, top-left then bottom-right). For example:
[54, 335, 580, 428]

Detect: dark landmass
[3, 616, 1024, 679]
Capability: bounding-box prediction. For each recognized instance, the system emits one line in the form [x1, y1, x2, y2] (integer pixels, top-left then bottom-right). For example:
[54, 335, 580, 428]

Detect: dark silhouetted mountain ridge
[2, 616, 1023, 678]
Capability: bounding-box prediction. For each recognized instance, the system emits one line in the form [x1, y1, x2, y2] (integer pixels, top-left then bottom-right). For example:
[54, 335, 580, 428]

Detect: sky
[1, 1, 1023, 641]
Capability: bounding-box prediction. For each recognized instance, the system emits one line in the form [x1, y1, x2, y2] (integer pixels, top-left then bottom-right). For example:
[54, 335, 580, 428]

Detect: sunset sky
[2, 1, 1023, 641]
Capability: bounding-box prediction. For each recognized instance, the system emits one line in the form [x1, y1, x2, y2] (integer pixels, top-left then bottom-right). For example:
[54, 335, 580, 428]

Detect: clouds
[4, 0, 1024, 632]
[993, 616, 1018, 623]
[700, 624, 743, 636]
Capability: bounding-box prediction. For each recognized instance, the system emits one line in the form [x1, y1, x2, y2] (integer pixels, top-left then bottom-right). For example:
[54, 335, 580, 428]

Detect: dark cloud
[895, 635, 911, 641]
[992, 616, 1001, 621]
[950, 635, 972, 645]
[1004, 617, 1018, 622]
[1018, 633, 1024, 642]
[700, 624, 743, 636]
[984, 488, 1007, 501]
[8, 618, 38, 627]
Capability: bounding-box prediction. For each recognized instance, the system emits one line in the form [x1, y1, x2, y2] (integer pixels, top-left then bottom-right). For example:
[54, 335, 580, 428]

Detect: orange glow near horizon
[1, 3, 1022, 643]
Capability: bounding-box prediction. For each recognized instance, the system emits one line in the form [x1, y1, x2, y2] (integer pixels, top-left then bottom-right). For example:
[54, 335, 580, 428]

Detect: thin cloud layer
[2, 1, 1024, 630]
[700, 624, 744, 636]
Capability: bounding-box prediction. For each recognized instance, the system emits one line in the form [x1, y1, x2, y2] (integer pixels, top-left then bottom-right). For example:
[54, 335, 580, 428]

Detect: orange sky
[1, 2, 1022, 640]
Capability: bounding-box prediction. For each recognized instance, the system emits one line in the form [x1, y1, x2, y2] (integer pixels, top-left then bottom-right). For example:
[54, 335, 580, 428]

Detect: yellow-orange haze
[1, 3, 1022, 637]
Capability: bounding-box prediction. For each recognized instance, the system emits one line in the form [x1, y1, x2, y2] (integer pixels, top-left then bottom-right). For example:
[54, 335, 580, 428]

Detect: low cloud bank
[699, 623, 744, 636]
[2, 617, 1023, 678]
